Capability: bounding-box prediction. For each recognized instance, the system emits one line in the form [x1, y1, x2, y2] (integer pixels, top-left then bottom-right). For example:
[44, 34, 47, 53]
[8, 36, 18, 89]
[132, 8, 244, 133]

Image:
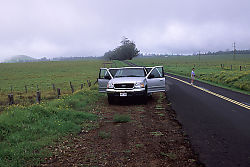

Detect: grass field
[0, 60, 120, 108]
[0, 59, 109, 166]
[130, 54, 250, 94]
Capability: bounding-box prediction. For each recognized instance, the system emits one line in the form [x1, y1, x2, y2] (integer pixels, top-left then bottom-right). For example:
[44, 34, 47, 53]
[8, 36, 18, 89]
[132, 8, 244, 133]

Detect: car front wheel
[141, 88, 148, 104]
[108, 95, 114, 105]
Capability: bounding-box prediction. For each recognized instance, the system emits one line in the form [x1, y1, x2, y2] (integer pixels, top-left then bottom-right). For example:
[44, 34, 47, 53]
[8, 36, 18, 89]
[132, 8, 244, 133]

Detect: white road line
[165, 74, 250, 110]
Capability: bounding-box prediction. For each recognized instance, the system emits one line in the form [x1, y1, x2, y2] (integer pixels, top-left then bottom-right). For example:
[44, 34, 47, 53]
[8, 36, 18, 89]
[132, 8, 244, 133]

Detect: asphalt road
[165, 73, 250, 167]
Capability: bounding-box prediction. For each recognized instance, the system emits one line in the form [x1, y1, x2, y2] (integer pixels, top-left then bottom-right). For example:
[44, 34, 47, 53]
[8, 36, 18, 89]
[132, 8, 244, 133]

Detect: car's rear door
[98, 68, 112, 92]
[146, 66, 165, 93]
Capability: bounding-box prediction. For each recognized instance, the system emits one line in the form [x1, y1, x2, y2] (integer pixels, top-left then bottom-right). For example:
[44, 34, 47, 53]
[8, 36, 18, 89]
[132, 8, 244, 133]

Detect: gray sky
[0, 0, 250, 61]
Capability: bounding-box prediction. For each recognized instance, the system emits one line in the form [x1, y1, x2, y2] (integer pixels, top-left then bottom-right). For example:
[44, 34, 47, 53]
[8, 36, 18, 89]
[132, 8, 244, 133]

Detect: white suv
[98, 66, 165, 104]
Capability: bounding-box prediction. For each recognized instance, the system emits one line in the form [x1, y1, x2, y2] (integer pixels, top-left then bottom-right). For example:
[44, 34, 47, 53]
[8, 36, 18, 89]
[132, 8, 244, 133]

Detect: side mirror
[104, 75, 111, 80]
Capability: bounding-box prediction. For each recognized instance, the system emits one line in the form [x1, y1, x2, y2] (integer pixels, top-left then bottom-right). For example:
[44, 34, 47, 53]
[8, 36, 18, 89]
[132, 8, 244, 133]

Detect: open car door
[108, 68, 120, 78]
[146, 66, 165, 93]
[98, 68, 112, 92]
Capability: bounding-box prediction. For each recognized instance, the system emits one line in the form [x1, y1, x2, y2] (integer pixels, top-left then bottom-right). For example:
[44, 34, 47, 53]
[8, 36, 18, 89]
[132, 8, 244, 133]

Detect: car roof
[100, 66, 162, 70]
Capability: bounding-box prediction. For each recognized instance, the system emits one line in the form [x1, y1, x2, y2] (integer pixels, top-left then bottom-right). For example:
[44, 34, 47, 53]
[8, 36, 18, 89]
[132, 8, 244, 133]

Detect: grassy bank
[130, 54, 250, 94]
[0, 89, 103, 167]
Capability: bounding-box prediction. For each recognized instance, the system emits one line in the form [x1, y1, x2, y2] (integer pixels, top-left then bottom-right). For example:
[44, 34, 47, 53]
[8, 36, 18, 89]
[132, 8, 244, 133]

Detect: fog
[0, 0, 250, 61]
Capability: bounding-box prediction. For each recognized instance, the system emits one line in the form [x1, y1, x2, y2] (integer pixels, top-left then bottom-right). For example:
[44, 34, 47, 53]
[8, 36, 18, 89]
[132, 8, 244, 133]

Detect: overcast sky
[0, 0, 250, 61]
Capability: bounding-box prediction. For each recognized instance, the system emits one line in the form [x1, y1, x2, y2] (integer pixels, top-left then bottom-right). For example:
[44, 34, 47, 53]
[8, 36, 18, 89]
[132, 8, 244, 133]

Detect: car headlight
[107, 82, 114, 89]
[134, 82, 145, 88]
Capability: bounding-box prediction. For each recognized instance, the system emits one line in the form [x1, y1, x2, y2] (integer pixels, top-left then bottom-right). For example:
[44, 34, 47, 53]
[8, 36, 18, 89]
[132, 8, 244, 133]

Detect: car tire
[142, 88, 148, 104]
[108, 95, 114, 105]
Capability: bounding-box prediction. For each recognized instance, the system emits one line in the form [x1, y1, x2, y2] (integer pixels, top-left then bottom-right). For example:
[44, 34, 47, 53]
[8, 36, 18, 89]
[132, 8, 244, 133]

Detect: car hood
[110, 77, 145, 84]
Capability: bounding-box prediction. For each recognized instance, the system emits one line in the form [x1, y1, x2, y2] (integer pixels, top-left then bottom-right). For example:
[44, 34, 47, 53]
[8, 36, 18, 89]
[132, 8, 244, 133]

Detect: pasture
[0, 60, 118, 108]
[0, 60, 108, 166]
[130, 54, 250, 94]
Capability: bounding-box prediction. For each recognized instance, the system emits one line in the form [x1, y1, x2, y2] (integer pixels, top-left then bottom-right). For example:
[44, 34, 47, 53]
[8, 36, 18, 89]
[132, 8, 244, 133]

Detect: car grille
[114, 83, 134, 89]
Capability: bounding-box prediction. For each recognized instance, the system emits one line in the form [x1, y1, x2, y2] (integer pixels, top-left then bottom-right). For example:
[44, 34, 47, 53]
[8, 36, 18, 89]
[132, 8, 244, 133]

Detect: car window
[109, 69, 119, 77]
[115, 68, 146, 77]
[145, 67, 152, 74]
[156, 67, 163, 77]
[99, 69, 110, 79]
[150, 68, 161, 78]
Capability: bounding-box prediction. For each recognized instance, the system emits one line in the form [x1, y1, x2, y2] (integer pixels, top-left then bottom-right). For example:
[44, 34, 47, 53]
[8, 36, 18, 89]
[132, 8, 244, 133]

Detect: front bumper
[107, 88, 146, 97]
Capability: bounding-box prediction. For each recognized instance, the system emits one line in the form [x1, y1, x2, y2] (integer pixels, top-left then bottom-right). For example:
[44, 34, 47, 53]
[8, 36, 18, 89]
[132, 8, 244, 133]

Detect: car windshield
[114, 68, 146, 77]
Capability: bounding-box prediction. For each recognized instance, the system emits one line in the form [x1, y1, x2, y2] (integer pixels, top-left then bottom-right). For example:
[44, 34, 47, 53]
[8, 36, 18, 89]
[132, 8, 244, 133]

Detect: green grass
[150, 131, 164, 136]
[130, 54, 250, 94]
[0, 89, 103, 167]
[135, 143, 144, 148]
[160, 152, 177, 160]
[112, 60, 129, 67]
[98, 131, 111, 139]
[113, 114, 131, 123]
[0, 60, 111, 109]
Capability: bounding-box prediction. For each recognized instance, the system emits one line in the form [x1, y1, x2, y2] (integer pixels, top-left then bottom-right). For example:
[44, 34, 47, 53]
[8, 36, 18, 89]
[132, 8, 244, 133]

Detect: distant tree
[104, 37, 140, 60]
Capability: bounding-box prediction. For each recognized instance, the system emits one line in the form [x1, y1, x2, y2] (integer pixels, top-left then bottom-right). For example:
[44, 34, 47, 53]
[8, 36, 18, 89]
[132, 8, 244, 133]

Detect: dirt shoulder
[41, 93, 203, 167]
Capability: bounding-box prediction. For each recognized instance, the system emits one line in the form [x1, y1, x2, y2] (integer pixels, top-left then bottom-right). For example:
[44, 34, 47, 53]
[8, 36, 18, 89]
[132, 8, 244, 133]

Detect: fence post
[231, 65, 232, 70]
[70, 81, 74, 93]
[8, 94, 14, 105]
[25, 85, 27, 93]
[36, 91, 41, 104]
[81, 83, 83, 89]
[52, 84, 56, 91]
[57, 88, 61, 98]
[88, 81, 91, 87]
[240, 66, 242, 71]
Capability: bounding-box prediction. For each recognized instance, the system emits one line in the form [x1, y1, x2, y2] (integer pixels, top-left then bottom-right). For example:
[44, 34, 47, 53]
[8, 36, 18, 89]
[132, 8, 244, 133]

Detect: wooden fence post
[57, 88, 61, 98]
[231, 65, 232, 70]
[25, 85, 27, 93]
[70, 81, 74, 93]
[8, 94, 14, 105]
[52, 84, 56, 91]
[240, 66, 242, 71]
[36, 91, 41, 104]
[81, 83, 83, 89]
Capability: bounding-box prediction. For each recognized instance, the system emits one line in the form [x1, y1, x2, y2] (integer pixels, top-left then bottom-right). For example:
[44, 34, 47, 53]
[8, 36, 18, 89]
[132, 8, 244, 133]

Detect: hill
[4, 55, 37, 63]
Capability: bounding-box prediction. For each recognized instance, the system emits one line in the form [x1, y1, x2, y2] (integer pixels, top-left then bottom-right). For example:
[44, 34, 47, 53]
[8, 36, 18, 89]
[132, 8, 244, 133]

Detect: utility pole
[233, 42, 236, 60]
